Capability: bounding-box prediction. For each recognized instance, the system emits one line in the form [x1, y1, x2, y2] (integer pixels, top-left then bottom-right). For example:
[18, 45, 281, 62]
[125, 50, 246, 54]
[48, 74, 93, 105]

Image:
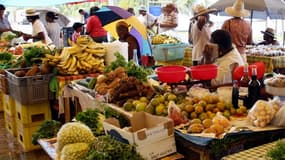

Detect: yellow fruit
[139, 97, 148, 103]
[239, 106, 248, 113]
[202, 127, 216, 134]
[195, 105, 204, 114]
[210, 124, 224, 135]
[198, 100, 207, 107]
[136, 102, 147, 112]
[230, 107, 236, 115]
[217, 101, 225, 111]
[187, 123, 204, 133]
[199, 113, 208, 121]
[223, 110, 231, 119]
[155, 104, 165, 115]
[190, 112, 198, 119]
[167, 94, 177, 101]
[202, 118, 213, 129]
[185, 104, 194, 113]
[190, 118, 202, 125]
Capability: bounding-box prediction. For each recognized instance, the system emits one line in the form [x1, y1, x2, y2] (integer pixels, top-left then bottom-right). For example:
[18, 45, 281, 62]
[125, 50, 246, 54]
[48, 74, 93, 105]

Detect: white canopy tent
[0, 0, 86, 7]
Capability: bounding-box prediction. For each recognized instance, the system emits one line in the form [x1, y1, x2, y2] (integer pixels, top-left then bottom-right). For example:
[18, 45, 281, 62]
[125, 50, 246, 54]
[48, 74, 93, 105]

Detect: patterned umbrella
[95, 6, 151, 56]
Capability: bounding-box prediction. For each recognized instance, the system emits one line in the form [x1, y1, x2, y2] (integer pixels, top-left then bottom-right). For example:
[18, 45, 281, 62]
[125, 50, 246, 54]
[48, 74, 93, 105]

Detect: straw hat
[139, 6, 147, 11]
[25, 9, 40, 16]
[261, 28, 275, 38]
[225, 0, 250, 17]
[191, 4, 217, 19]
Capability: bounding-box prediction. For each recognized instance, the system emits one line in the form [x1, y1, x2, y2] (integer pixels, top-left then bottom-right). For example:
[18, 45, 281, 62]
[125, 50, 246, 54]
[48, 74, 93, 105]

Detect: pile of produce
[11, 64, 51, 77]
[43, 35, 106, 75]
[56, 122, 96, 160]
[265, 75, 285, 87]
[75, 109, 104, 136]
[0, 51, 18, 69]
[151, 34, 180, 44]
[82, 135, 143, 160]
[0, 31, 18, 42]
[266, 140, 285, 160]
[76, 77, 97, 90]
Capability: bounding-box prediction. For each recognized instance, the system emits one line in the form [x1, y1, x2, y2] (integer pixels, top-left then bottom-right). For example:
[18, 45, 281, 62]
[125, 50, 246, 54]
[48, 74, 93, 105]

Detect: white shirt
[137, 13, 156, 28]
[191, 21, 211, 61]
[32, 19, 52, 44]
[46, 22, 62, 48]
[211, 48, 245, 86]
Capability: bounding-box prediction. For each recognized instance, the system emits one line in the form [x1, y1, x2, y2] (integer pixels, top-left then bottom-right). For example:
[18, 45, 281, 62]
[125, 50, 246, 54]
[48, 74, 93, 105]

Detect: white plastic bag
[103, 40, 128, 66]
[272, 103, 285, 127]
[247, 97, 281, 127]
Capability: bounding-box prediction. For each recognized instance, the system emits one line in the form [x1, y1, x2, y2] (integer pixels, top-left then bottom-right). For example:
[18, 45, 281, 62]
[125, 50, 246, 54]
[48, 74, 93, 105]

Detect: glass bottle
[248, 65, 261, 108]
[240, 63, 250, 87]
[232, 80, 239, 109]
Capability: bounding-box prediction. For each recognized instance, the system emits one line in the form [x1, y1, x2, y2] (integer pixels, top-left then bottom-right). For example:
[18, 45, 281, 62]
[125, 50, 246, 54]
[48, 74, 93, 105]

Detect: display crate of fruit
[152, 43, 189, 62]
[6, 67, 53, 105]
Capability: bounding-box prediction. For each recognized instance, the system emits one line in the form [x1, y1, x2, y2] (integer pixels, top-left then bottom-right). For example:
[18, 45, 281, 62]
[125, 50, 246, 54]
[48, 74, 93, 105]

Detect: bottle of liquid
[248, 65, 261, 108]
[240, 63, 250, 87]
[133, 49, 139, 65]
[232, 80, 239, 109]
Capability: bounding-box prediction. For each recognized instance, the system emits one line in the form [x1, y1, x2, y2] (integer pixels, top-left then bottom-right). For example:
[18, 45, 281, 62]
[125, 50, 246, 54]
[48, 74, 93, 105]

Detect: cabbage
[1, 31, 17, 41]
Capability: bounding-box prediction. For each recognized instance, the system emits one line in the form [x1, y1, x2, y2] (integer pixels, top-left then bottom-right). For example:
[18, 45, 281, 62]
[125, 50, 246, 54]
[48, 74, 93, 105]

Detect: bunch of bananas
[43, 35, 106, 75]
[151, 34, 180, 45]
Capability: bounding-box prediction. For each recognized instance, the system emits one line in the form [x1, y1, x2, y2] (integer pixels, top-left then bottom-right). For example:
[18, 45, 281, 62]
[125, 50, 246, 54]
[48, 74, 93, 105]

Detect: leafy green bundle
[104, 52, 152, 82]
[267, 140, 285, 160]
[32, 120, 61, 145]
[81, 135, 143, 160]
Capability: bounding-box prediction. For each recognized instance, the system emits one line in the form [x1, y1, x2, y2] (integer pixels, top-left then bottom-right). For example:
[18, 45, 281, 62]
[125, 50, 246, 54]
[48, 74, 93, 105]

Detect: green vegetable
[103, 104, 130, 128]
[267, 140, 285, 160]
[75, 109, 104, 136]
[1, 31, 17, 41]
[24, 46, 49, 66]
[88, 78, 97, 89]
[32, 120, 61, 145]
[104, 52, 153, 82]
[81, 135, 143, 160]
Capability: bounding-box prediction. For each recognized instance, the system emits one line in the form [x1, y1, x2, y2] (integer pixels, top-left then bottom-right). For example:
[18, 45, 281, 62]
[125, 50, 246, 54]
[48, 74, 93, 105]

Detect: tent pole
[250, 10, 253, 26]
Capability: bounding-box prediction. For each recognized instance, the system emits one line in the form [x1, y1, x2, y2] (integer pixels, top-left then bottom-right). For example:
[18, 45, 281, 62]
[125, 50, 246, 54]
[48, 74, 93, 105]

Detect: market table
[175, 125, 285, 160]
[222, 138, 285, 160]
[246, 55, 285, 73]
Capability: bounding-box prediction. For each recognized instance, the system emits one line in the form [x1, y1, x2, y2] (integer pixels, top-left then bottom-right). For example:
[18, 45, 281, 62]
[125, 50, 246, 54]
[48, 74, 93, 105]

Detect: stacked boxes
[15, 101, 51, 152]
[3, 94, 17, 136]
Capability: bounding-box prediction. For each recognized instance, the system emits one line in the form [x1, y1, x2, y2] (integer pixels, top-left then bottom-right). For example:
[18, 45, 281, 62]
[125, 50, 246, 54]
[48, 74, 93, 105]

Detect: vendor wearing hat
[190, 4, 216, 65]
[137, 6, 157, 35]
[116, 21, 140, 63]
[22, 9, 52, 44]
[257, 28, 280, 45]
[221, 0, 253, 63]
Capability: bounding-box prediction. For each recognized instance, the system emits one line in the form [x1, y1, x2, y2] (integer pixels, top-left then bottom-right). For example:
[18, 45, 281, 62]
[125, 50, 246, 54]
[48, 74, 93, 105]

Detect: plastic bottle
[240, 63, 250, 87]
[248, 65, 261, 108]
[232, 80, 239, 109]
[133, 49, 139, 65]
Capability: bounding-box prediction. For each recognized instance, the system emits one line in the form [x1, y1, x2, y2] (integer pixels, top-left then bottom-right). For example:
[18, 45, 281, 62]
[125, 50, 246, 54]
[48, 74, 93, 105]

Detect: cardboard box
[103, 112, 176, 160]
[137, 135, 176, 160]
[103, 112, 174, 145]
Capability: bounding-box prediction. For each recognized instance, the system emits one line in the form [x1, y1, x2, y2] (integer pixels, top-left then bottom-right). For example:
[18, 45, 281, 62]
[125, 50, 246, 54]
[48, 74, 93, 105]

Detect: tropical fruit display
[43, 35, 106, 75]
[151, 34, 180, 45]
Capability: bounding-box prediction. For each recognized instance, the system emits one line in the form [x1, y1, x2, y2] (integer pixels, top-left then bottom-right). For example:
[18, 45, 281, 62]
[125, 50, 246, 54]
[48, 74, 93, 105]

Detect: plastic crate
[15, 100, 51, 126]
[0, 73, 9, 94]
[4, 111, 17, 137]
[16, 121, 40, 152]
[152, 43, 188, 62]
[3, 94, 15, 116]
[6, 68, 53, 105]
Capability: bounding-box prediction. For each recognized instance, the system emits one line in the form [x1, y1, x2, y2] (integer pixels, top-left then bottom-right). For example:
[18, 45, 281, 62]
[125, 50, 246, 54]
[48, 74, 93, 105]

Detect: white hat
[25, 9, 40, 16]
[191, 4, 217, 19]
[225, 0, 250, 17]
[139, 6, 147, 11]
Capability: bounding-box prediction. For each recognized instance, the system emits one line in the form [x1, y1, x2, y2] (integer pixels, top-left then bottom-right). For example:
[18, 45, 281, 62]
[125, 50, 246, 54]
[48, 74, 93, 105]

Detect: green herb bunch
[32, 120, 61, 145]
[267, 140, 285, 160]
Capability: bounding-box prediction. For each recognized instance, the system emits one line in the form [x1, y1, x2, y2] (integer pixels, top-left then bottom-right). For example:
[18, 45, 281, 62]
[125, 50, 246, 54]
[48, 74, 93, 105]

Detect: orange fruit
[190, 112, 198, 119]
[210, 124, 224, 135]
[190, 118, 202, 125]
[195, 105, 204, 114]
[185, 104, 194, 113]
[216, 101, 225, 111]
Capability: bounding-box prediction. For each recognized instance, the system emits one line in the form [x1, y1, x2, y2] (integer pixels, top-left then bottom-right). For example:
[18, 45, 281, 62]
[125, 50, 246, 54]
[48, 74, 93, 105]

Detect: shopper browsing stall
[86, 6, 108, 43]
[190, 4, 216, 65]
[257, 28, 280, 46]
[221, 0, 252, 63]
[45, 12, 62, 48]
[22, 9, 52, 44]
[72, 22, 84, 43]
[137, 6, 157, 35]
[157, 3, 178, 33]
[0, 4, 12, 33]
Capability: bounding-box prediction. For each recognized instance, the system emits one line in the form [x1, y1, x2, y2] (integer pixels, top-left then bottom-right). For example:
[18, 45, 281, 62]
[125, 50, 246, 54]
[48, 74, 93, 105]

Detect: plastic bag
[247, 97, 281, 127]
[103, 41, 128, 66]
[167, 101, 188, 126]
[272, 103, 285, 127]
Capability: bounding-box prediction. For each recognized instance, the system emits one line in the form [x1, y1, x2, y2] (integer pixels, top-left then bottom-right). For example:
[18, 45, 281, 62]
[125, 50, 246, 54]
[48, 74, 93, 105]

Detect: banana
[69, 56, 77, 71]
[59, 57, 72, 69]
[75, 52, 89, 59]
[85, 48, 106, 57]
[80, 60, 92, 69]
[85, 53, 94, 61]
[58, 47, 69, 59]
[68, 45, 83, 55]
[68, 38, 76, 47]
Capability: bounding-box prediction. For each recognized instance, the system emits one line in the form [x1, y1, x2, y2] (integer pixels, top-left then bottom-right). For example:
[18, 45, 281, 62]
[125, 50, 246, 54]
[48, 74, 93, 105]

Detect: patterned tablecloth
[222, 138, 285, 160]
[246, 55, 285, 73]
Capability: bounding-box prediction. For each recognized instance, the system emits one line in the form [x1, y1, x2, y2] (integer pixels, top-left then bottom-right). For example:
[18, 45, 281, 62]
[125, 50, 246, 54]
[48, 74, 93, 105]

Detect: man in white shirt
[137, 6, 157, 35]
